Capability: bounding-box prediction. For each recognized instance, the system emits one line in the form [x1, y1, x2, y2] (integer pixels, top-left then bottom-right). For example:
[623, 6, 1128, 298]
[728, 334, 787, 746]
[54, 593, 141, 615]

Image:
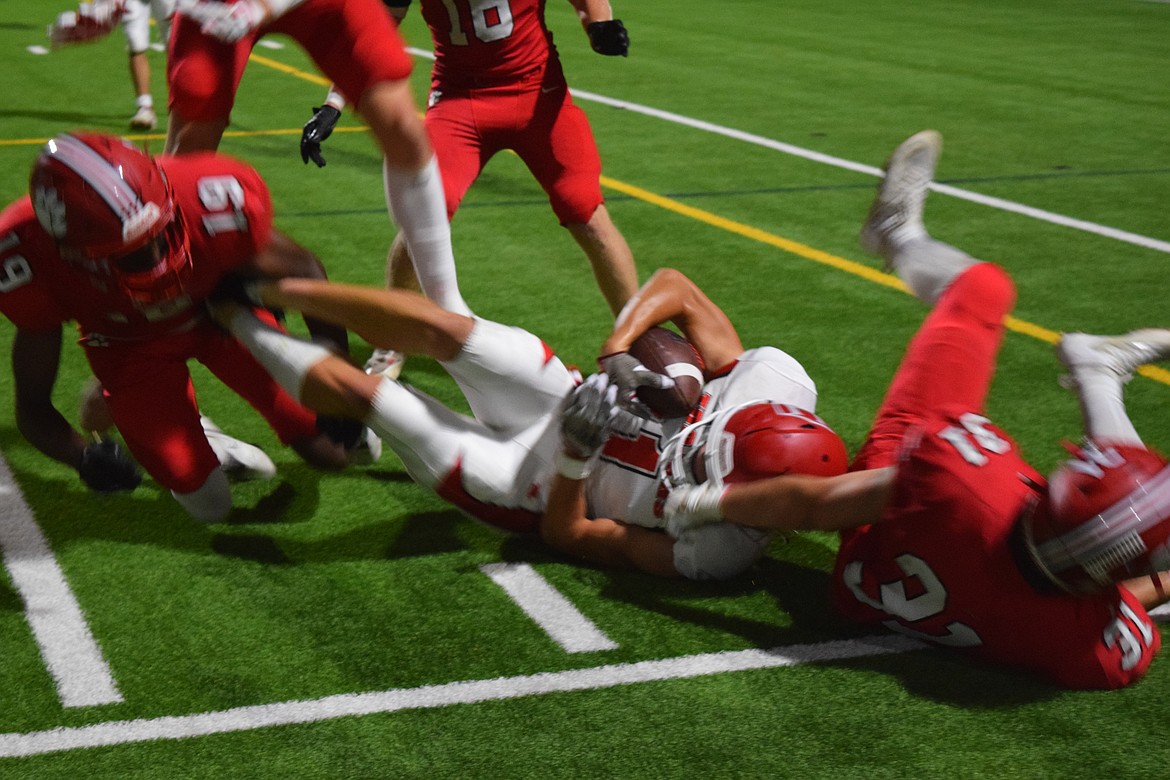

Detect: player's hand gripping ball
[626, 327, 704, 419]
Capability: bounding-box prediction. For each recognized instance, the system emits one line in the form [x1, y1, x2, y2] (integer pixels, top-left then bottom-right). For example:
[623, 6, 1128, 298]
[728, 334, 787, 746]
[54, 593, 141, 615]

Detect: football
[628, 326, 705, 418]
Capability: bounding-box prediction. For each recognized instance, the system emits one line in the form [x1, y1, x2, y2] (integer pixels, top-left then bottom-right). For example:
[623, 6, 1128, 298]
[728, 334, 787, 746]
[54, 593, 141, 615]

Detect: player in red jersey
[168, 0, 459, 319]
[0, 132, 361, 523]
[299, 0, 637, 378]
[663, 130, 1170, 689]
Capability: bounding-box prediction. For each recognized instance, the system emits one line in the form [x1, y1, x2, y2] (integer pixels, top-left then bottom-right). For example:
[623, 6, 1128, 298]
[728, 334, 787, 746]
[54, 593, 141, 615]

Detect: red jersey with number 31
[831, 406, 1160, 689]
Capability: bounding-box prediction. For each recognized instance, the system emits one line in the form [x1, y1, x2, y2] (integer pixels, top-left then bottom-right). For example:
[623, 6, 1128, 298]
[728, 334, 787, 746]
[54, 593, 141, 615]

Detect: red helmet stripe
[48, 135, 143, 222]
[1036, 463, 1170, 569]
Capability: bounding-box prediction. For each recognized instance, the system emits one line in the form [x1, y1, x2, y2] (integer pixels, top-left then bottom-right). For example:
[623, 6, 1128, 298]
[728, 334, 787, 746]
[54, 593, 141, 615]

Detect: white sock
[136, 94, 153, 110]
[382, 157, 471, 316]
[889, 236, 979, 305]
[172, 468, 231, 523]
[1076, 370, 1142, 445]
[222, 307, 332, 403]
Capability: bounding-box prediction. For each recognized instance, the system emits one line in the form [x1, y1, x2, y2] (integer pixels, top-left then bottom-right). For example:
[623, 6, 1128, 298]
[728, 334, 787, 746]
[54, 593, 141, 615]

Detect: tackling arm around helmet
[664, 467, 897, 536]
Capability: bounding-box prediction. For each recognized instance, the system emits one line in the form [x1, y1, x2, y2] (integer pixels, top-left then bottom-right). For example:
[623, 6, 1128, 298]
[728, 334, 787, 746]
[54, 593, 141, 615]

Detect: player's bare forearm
[541, 472, 679, 577]
[12, 328, 86, 469]
[1121, 570, 1170, 609]
[602, 268, 742, 368]
[721, 467, 896, 532]
[568, 0, 614, 26]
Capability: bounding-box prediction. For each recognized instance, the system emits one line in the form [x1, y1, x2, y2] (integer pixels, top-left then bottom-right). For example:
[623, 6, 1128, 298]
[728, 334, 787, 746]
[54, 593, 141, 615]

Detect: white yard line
[0, 635, 922, 758]
[0, 452, 122, 708]
[568, 88, 1170, 256]
[480, 562, 618, 653]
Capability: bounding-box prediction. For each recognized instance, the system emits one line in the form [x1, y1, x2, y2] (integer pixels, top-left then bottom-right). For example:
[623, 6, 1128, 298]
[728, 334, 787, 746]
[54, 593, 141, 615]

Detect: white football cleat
[364, 348, 405, 380]
[201, 416, 277, 481]
[860, 129, 942, 258]
[129, 105, 157, 131]
[1056, 329, 1170, 389]
[347, 426, 383, 466]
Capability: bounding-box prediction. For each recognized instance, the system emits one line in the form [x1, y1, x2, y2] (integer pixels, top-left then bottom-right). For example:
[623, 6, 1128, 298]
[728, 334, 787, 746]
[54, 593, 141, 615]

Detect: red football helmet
[659, 402, 849, 489]
[30, 132, 191, 303]
[1021, 440, 1170, 594]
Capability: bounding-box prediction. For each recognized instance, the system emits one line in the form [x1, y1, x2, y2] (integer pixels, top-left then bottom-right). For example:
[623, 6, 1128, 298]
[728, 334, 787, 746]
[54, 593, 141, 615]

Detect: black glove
[316, 414, 365, 450]
[301, 104, 342, 167]
[208, 274, 264, 308]
[587, 20, 628, 57]
[78, 438, 142, 493]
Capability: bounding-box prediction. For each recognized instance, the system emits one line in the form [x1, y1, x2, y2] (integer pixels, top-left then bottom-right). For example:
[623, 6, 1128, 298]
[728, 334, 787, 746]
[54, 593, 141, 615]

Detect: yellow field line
[4, 51, 1166, 387]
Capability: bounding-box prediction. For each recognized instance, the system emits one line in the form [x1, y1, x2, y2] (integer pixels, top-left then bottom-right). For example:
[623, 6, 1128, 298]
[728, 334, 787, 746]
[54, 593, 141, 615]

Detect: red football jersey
[420, 0, 566, 88]
[832, 407, 1160, 689]
[0, 152, 272, 341]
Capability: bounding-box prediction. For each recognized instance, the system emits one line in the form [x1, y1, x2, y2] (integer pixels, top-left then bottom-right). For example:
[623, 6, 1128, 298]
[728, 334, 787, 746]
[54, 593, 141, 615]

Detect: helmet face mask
[30, 132, 191, 304]
[659, 402, 849, 489]
[1021, 440, 1170, 595]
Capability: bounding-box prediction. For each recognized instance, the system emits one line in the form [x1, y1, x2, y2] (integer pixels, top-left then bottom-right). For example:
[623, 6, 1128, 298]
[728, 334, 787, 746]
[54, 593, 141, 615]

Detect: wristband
[1152, 573, 1167, 600]
[556, 451, 592, 481]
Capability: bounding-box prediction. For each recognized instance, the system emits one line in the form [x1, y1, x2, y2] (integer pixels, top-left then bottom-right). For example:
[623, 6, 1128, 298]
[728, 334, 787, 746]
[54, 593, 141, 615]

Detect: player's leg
[441, 319, 578, 434]
[88, 346, 233, 522]
[859, 130, 979, 305]
[520, 91, 638, 315]
[78, 371, 277, 480]
[1056, 329, 1170, 446]
[217, 304, 542, 510]
[121, 0, 156, 129]
[565, 206, 639, 316]
[364, 233, 419, 379]
[164, 12, 248, 152]
[278, 0, 468, 315]
[366, 92, 483, 377]
[195, 324, 350, 470]
[853, 131, 1015, 468]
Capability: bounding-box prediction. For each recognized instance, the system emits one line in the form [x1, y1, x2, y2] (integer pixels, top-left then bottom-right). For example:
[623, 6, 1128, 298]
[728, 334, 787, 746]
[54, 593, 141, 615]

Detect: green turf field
[2, 0, 1170, 776]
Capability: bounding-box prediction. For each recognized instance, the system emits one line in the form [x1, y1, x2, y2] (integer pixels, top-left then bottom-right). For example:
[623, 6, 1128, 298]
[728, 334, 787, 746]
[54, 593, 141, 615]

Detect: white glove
[178, 0, 267, 43]
[664, 483, 726, 538]
[47, 0, 125, 47]
[598, 352, 675, 419]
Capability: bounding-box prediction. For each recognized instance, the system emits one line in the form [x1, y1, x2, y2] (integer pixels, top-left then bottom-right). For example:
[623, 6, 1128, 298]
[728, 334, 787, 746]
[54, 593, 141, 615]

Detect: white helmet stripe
[1036, 463, 1170, 570]
[48, 134, 142, 221]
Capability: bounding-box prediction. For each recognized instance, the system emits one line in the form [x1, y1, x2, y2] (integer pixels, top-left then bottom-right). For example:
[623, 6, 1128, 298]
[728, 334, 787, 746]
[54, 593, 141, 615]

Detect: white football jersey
[584, 346, 818, 529]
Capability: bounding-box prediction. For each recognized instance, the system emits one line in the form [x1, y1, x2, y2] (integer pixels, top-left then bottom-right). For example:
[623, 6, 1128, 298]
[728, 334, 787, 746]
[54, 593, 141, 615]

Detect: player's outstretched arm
[666, 467, 897, 537]
[13, 328, 141, 492]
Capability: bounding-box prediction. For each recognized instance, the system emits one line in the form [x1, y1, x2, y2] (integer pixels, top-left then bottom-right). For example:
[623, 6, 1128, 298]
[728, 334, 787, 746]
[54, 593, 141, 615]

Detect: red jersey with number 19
[831, 406, 1160, 690]
[0, 153, 272, 341]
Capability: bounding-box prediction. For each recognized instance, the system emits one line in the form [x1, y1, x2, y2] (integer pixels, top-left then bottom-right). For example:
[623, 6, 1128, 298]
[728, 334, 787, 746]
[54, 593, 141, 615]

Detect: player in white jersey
[210, 267, 845, 579]
[47, 0, 175, 129]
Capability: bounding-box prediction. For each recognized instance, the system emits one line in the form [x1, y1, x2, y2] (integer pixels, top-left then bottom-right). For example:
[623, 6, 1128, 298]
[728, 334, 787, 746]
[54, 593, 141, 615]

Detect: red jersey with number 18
[831, 406, 1160, 689]
[420, 0, 565, 88]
